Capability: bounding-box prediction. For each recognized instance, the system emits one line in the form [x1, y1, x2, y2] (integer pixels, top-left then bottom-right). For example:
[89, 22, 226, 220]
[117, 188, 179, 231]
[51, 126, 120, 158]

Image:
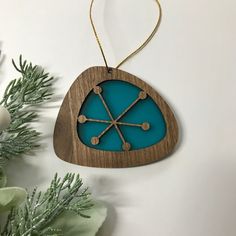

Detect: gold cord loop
[89, 0, 162, 71]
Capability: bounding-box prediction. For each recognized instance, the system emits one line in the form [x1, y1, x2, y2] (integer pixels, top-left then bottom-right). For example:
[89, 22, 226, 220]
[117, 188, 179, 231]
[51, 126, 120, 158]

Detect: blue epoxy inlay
[77, 80, 166, 151]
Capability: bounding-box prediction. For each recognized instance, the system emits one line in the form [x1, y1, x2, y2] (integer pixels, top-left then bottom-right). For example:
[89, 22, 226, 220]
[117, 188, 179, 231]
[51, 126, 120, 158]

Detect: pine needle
[0, 56, 54, 164]
[1, 173, 93, 236]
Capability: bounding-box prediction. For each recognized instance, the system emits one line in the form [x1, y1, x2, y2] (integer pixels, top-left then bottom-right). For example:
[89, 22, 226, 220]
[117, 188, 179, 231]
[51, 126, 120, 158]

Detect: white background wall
[1, 0, 236, 235]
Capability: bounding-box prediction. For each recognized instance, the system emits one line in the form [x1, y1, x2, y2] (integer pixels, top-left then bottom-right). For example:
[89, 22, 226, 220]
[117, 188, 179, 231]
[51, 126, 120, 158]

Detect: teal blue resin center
[77, 80, 166, 151]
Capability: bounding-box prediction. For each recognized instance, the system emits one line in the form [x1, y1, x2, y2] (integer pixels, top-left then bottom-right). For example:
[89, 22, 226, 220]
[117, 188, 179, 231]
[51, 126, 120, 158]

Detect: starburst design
[78, 86, 150, 151]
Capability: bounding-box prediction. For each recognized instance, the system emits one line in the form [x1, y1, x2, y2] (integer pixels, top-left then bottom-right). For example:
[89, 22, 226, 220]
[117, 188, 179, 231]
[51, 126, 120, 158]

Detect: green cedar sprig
[1, 173, 93, 236]
[0, 56, 54, 163]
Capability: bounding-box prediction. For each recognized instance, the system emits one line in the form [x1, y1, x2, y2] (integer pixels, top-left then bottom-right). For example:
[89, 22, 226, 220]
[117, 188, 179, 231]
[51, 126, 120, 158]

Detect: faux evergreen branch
[0, 56, 54, 163]
[2, 55, 53, 111]
[1, 173, 93, 236]
[0, 56, 107, 236]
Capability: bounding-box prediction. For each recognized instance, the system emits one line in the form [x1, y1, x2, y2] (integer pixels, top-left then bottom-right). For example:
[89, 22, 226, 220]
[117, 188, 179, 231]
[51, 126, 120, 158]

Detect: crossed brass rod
[97, 92, 127, 146]
[85, 118, 144, 128]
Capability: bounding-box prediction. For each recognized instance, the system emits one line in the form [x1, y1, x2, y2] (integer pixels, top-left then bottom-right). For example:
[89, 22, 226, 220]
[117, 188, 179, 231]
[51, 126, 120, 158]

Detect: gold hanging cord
[89, 0, 162, 72]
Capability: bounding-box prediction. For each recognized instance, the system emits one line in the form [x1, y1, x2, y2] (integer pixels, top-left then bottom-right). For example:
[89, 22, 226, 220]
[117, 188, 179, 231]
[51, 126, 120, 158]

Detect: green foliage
[0, 187, 27, 213]
[1, 173, 93, 236]
[50, 201, 107, 236]
[0, 56, 106, 235]
[0, 55, 54, 163]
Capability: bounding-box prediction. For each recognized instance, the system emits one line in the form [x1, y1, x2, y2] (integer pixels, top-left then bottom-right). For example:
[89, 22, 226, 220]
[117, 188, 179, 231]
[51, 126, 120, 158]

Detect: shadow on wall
[97, 201, 117, 236]
[89, 176, 134, 236]
[6, 156, 47, 189]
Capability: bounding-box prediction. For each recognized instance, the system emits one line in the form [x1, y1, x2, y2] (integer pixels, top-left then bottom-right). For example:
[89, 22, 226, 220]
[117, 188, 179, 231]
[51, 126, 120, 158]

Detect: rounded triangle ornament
[53, 0, 179, 168]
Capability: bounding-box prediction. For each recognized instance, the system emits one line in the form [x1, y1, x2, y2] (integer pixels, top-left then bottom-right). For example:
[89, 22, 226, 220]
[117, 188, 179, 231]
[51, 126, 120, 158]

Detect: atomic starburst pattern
[78, 86, 150, 151]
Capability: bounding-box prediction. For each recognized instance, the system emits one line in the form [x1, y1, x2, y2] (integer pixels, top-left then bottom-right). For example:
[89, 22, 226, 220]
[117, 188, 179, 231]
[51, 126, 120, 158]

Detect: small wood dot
[139, 91, 147, 100]
[93, 86, 102, 94]
[91, 137, 100, 145]
[78, 115, 87, 123]
[122, 142, 131, 151]
[142, 122, 150, 131]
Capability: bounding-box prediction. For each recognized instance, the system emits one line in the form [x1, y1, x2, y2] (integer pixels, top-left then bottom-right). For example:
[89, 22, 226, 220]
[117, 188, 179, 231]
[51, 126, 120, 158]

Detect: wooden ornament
[53, 67, 178, 168]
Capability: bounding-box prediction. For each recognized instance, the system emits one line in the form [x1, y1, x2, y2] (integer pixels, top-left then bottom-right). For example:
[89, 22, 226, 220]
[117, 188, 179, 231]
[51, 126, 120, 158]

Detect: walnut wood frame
[53, 67, 178, 168]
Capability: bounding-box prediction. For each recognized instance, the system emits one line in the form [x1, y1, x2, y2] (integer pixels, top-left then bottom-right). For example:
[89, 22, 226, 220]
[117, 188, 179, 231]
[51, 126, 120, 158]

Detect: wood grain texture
[53, 67, 178, 168]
